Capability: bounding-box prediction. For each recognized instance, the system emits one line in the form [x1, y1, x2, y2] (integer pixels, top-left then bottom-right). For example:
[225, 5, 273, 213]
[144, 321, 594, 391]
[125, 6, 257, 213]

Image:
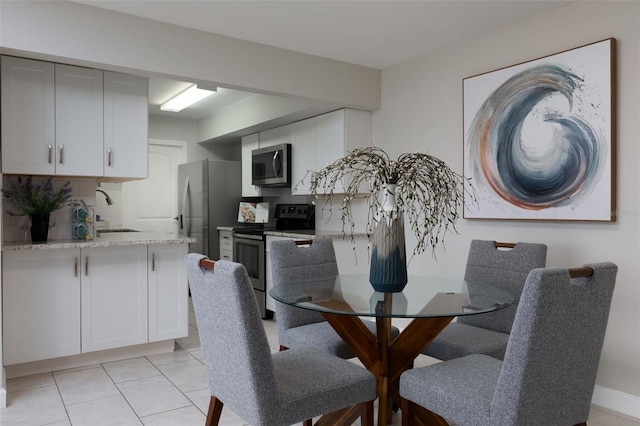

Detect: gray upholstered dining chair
[185, 254, 376, 426]
[422, 239, 547, 360]
[400, 262, 617, 426]
[270, 237, 399, 359]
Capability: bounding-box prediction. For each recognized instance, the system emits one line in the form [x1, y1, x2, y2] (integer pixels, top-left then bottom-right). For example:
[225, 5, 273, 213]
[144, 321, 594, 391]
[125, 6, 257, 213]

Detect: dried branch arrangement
[306, 146, 470, 257]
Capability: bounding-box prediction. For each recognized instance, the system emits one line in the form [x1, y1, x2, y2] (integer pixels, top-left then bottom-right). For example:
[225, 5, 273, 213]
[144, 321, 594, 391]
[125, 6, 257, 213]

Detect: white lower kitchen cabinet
[219, 229, 233, 261]
[148, 244, 188, 342]
[2, 249, 81, 365]
[81, 245, 148, 353]
[2, 242, 190, 366]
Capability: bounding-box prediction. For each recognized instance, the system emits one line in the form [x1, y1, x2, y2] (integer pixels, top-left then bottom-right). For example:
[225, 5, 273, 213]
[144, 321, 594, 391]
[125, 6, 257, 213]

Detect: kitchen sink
[97, 228, 140, 233]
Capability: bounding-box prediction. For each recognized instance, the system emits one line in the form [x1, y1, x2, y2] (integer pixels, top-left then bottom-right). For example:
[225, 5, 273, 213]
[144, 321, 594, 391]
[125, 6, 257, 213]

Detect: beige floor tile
[53, 366, 120, 406]
[2, 307, 637, 426]
[66, 394, 142, 426]
[140, 405, 206, 426]
[189, 349, 205, 363]
[413, 354, 442, 368]
[117, 375, 192, 418]
[1, 385, 68, 426]
[182, 388, 211, 414]
[103, 357, 161, 384]
[155, 359, 208, 393]
[6, 372, 56, 393]
[175, 329, 201, 351]
[146, 345, 195, 367]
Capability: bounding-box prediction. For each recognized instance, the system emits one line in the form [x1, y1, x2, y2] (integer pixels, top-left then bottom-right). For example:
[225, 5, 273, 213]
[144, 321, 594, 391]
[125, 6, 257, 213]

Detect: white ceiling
[74, 0, 573, 119]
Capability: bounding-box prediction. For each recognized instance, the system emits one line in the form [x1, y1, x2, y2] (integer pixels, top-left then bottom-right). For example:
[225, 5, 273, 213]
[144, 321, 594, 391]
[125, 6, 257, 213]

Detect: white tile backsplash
[2, 177, 124, 242]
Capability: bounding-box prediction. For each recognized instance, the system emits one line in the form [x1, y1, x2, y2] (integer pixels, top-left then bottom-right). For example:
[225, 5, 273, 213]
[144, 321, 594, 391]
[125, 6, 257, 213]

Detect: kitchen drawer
[221, 238, 233, 251]
[220, 248, 233, 261]
[219, 230, 234, 259]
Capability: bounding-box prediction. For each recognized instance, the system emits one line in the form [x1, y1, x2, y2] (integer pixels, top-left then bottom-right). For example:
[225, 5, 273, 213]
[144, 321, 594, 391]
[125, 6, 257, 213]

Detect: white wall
[0, 1, 380, 110]
[149, 116, 240, 162]
[374, 0, 640, 413]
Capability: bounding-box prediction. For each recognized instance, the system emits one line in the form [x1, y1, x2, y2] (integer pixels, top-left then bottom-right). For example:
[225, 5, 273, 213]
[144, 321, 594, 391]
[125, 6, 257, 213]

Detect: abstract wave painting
[463, 39, 615, 221]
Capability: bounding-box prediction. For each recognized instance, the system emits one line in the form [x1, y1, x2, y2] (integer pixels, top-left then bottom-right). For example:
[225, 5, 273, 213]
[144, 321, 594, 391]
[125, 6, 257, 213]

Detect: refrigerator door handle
[181, 176, 190, 236]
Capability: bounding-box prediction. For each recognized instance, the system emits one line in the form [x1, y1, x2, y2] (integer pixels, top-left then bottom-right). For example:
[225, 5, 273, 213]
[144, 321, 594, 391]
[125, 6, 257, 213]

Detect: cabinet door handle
[108, 148, 113, 167]
[48, 144, 53, 164]
[59, 144, 64, 164]
[152, 253, 155, 271]
[75, 257, 78, 277]
[85, 256, 89, 276]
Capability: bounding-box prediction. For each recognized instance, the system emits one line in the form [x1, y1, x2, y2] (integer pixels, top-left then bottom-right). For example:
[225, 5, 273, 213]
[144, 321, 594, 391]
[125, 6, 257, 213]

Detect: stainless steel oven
[232, 231, 268, 319]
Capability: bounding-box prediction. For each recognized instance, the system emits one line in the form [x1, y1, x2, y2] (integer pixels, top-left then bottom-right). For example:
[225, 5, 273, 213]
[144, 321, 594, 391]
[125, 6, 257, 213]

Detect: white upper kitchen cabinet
[1, 56, 148, 179]
[291, 109, 372, 195]
[104, 71, 149, 179]
[291, 117, 316, 194]
[259, 124, 292, 148]
[81, 245, 148, 353]
[3, 249, 81, 365]
[148, 244, 188, 342]
[242, 133, 260, 197]
[54, 63, 104, 176]
[1, 56, 56, 175]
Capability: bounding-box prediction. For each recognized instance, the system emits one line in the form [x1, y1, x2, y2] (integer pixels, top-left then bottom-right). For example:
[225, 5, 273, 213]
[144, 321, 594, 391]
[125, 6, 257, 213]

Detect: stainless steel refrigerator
[178, 159, 242, 259]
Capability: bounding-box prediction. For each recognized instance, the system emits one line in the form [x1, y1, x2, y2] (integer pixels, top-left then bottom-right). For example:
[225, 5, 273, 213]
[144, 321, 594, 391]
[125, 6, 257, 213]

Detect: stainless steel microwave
[251, 143, 291, 187]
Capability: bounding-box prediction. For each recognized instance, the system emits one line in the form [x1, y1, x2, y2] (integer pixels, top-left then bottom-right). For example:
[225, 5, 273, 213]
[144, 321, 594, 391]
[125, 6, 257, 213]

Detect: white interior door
[122, 139, 186, 234]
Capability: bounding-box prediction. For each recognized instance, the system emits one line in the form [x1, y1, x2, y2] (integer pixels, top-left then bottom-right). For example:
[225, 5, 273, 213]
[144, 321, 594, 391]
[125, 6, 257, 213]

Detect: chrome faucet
[96, 188, 114, 206]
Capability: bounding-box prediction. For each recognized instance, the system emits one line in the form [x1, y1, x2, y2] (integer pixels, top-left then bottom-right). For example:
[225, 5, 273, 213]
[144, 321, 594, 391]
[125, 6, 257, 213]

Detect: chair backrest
[458, 240, 547, 333]
[269, 238, 339, 332]
[491, 262, 618, 426]
[185, 254, 279, 425]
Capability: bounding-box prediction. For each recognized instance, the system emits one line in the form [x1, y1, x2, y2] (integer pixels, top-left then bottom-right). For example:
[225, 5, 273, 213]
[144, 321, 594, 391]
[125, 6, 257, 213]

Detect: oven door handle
[233, 233, 264, 241]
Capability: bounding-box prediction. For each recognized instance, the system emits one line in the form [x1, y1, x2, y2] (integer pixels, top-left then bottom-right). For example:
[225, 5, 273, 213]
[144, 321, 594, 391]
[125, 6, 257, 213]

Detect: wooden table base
[321, 312, 454, 426]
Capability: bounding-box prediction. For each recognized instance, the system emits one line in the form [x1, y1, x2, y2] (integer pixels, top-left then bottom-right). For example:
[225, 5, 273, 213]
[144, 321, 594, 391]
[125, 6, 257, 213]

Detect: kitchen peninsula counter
[2, 232, 196, 251]
[2, 231, 195, 376]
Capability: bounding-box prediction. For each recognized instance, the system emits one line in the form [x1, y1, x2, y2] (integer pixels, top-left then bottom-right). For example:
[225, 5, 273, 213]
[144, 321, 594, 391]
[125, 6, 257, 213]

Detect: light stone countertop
[2, 231, 197, 251]
[264, 229, 368, 239]
[216, 226, 366, 239]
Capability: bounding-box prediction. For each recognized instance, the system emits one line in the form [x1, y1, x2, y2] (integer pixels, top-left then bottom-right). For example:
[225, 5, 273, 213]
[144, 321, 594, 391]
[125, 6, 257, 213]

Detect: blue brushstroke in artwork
[468, 64, 603, 210]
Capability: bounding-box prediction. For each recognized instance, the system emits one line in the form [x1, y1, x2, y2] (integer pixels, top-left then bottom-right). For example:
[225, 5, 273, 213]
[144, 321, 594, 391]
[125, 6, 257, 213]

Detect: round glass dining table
[270, 275, 514, 426]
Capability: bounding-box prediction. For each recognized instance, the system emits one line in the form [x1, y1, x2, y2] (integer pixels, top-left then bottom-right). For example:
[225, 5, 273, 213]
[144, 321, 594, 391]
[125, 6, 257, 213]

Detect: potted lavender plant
[3, 176, 73, 243]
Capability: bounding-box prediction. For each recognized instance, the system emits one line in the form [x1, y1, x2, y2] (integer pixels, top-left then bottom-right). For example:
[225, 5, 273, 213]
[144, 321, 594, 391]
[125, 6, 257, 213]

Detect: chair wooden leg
[302, 420, 312, 426]
[401, 397, 415, 426]
[279, 345, 289, 351]
[414, 404, 449, 426]
[361, 400, 374, 426]
[574, 423, 587, 426]
[206, 396, 223, 426]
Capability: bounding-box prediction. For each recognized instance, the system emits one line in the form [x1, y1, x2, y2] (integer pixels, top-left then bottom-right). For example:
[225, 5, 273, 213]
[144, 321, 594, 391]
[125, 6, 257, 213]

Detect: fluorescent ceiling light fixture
[160, 84, 216, 112]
